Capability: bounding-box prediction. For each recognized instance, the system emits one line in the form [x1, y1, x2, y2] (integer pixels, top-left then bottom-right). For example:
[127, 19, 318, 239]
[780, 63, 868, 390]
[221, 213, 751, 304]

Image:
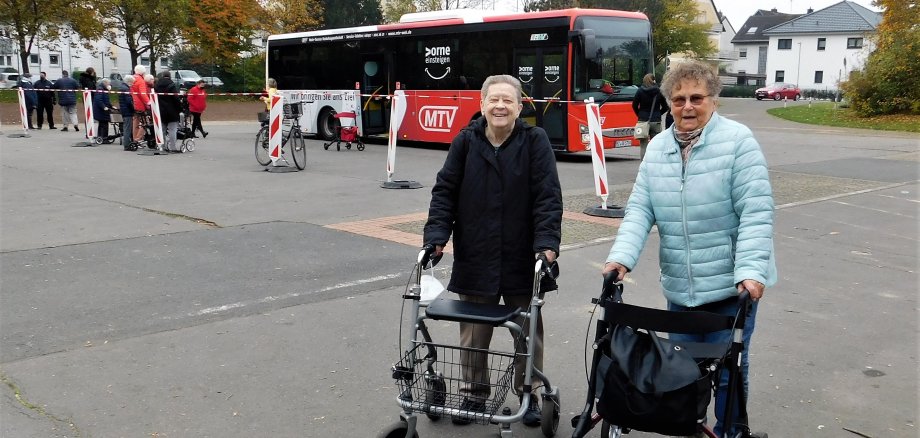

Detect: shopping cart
[379, 246, 561, 438]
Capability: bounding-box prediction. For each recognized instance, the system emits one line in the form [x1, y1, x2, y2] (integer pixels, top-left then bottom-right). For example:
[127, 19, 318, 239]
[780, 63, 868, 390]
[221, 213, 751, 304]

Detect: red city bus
[266, 8, 654, 153]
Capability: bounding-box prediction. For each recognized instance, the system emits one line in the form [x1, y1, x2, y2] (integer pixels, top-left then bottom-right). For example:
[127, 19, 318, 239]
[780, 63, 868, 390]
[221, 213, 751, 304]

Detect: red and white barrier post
[149, 90, 165, 150]
[13, 88, 30, 137]
[381, 89, 420, 189]
[83, 90, 95, 139]
[582, 98, 624, 218]
[268, 94, 283, 166]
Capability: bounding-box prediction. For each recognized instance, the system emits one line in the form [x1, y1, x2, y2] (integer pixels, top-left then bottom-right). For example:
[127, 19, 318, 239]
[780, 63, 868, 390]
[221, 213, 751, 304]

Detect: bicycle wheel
[254, 126, 271, 166]
[291, 130, 306, 170]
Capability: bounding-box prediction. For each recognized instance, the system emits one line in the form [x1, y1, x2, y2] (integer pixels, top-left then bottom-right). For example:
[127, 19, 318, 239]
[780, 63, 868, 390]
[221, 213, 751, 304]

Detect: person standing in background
[34, 72, 56, 130]
[130, 65, 151, 145]
[632, 73, 668, 160]
[92, 78, 115, 141]
[119, 75, 135, 150]
[54, 70, 80, 132]
[186, 79, 208, 138]
[17, 73, 38, 129]
[154, 71, 182, 152]
[260, 78, 278, 111]
[79, 67, 97, 90]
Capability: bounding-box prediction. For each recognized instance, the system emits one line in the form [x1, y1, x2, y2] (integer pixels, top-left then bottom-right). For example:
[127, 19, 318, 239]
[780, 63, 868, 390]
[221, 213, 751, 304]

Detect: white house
[730, 9, 803, 86]
[761, 0, 880, 92]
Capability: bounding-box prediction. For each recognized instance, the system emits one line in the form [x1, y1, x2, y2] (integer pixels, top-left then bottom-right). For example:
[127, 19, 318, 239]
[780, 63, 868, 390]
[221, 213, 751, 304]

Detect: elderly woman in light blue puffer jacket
[603, 59, 776, 437]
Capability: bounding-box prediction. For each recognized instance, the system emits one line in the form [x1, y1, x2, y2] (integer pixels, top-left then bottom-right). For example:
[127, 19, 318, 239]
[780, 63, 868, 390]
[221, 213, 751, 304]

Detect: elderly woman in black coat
[154, 71, 182, 152]
[92, 78, 115, 141]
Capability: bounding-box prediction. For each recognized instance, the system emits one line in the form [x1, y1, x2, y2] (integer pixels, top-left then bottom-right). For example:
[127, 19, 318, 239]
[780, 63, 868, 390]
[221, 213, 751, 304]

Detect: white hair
[124, 75, 135, 84]
[144, 74, 154, 83]
[134, 65, 147, 75]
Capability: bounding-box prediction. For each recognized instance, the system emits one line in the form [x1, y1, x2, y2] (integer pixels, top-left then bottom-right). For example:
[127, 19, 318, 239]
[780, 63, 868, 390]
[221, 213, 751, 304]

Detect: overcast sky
[713, 0, 881, 29]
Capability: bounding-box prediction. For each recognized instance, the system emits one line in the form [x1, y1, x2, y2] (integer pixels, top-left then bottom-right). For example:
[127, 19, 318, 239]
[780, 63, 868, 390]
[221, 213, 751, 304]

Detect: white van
[169, 70, 202, 89]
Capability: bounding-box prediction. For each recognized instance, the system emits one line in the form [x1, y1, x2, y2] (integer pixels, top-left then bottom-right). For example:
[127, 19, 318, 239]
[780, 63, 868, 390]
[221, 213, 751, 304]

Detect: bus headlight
[579, 124, 589, 144]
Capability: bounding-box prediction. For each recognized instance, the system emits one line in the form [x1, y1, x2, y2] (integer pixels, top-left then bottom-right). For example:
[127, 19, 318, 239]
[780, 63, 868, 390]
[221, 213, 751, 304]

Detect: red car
[755, 83, 801, 101]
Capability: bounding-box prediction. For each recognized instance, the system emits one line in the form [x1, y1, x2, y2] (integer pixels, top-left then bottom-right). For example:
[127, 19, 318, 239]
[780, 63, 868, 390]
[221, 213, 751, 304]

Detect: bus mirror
[571, 29, 598, 60]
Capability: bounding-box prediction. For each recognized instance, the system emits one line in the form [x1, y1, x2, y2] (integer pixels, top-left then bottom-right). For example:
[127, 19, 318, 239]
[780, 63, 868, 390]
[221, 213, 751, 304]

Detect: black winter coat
[154, 78, 181, 124]
[424, 117, 562, 297]
[632, 85, 668, 123]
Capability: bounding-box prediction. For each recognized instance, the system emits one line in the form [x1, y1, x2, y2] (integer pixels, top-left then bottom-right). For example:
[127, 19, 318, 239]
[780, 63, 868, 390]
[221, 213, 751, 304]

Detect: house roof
[764, 1, 881, 35]
[731, 10, 801, 44]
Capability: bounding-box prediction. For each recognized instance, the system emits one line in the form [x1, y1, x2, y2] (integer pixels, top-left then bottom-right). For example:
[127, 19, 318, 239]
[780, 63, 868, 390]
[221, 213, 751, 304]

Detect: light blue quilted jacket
[607, 113, 777, 307]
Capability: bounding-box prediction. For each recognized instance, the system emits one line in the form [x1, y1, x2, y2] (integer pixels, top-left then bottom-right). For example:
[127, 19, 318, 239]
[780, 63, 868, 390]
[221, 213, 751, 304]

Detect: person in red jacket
[130, 64, 151, 144]
[186, 80, 208, 138]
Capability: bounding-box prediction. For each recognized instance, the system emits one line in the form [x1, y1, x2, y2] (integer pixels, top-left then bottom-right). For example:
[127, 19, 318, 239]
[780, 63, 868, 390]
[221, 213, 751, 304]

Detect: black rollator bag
[595, 324, 711, 435]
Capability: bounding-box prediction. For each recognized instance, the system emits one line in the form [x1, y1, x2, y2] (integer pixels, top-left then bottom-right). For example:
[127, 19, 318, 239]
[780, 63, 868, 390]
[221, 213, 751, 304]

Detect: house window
[160, 57, 169, 66]
[29, 54, 39, 64]
[740, 49, 747, 58]
[141, 56, 150, 66]
[817, 38, 826, 51]
[847, 37, 863, 49]
[1, 55, 11, 66]
[778, 39, 792, 50]
[775, 70, 785, 82]
[814, 71, 823, 84]
[49, 53, 60, 66]
[747, 27, 758, 34]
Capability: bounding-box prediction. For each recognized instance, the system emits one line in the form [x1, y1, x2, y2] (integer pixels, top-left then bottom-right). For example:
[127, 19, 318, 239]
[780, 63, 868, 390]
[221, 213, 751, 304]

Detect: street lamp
[796, 42, 802, 86]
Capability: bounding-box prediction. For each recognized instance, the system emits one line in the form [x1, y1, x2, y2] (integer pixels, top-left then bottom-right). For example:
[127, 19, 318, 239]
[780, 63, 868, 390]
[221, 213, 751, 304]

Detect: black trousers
[96, 119, 109, 139]
[191, 112, 205, 135]
[36, 100, 55, 127]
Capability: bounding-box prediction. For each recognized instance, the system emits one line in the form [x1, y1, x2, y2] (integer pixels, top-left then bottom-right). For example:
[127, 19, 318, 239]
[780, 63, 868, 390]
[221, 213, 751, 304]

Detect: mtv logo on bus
[419, 106, 458, 132]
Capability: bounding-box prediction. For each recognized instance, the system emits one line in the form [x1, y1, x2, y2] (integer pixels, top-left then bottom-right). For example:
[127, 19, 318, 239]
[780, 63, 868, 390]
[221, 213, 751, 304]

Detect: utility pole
[796, 41, 802, 86]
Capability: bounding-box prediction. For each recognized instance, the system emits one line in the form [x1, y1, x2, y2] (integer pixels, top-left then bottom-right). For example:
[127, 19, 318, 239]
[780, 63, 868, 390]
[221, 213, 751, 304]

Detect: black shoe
[74, 126, 79, 131]
[202, 131, 208, 138]
[49, 126, 55, 129]
[28, 126, 35, 130]
[452, 397, 486, 425]
[61, 127, 69, 132]
[521, 394, 541, 427]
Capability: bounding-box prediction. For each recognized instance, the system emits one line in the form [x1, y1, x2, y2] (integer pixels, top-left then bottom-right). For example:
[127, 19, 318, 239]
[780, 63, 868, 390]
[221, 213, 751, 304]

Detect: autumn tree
[264, 0, 325, 34]
[182, 0, 263, 66]
[842, 0, 920, 115]
[89, 0, 188, 71]
[0, 0, 101, 74]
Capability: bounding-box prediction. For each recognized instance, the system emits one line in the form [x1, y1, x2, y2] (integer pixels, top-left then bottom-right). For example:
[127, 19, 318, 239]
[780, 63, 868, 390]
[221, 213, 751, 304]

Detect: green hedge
[719, 85, 757, 98]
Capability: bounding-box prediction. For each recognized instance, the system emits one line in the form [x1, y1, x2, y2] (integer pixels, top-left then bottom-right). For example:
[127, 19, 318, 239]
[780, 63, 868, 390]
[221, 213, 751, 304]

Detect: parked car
[755, 83, 801, 101]
[170, 70, 203, 89]
[200, 76, 223, 88]
[0, 73, 20, 89]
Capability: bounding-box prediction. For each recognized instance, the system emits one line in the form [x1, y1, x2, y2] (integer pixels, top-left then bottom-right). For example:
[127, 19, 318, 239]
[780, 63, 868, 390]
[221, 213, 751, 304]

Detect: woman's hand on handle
[602, 262, 628, 282]
[737, 279, 765, 301]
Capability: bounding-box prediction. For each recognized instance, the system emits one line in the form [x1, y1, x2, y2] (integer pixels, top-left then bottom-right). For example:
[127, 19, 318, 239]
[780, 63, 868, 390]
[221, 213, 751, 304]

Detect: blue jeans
[668, 298, 758, 437]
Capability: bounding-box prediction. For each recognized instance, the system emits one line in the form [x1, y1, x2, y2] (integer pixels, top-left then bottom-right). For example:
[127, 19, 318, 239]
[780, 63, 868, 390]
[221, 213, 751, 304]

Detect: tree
[90, 0, 188, 71]
[842, 0, 920, 115]
[264, 0, 325, 34]
[383, 0, 417, 22]
[182, 0, 263, 66]
[325, 0, 382, 28]
[0, 0, 101, 74]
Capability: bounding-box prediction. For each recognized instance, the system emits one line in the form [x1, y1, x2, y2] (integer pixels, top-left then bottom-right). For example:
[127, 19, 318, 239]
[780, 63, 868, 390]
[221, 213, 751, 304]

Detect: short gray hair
[134, 64, 147, 75]
[480, 74, 522, 104]
[124, 75, 135, 84]
[267, 77, 277, 88]
[99, 78, 111, 86]
[660, 59, 722, 102]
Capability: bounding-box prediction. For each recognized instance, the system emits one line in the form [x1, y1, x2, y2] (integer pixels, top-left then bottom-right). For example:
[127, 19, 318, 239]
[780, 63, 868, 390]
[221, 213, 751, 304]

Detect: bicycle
[255, 102, 306, 170]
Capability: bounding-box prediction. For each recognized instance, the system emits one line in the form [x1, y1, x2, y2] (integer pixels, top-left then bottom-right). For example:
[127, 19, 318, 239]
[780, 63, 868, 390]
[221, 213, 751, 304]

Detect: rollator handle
[418, 244, 443, 269]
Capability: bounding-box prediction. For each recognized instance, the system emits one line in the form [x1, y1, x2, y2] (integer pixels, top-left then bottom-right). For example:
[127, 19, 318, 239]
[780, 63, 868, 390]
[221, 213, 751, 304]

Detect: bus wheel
[318, 108, 339, 141]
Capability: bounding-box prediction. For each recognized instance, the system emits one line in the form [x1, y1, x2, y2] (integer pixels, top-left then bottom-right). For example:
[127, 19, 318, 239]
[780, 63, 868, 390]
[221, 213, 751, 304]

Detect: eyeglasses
[670, 94, 710, 107]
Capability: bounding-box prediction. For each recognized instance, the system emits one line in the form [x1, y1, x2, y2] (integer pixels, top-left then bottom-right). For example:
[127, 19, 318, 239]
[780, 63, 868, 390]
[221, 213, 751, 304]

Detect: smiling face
[481, 82, 522, 132]
[669, 79, 716, 132]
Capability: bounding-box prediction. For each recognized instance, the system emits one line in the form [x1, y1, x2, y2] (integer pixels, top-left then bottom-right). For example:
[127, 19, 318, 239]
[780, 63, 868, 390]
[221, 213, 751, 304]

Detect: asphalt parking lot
[1, 98, 918, 437]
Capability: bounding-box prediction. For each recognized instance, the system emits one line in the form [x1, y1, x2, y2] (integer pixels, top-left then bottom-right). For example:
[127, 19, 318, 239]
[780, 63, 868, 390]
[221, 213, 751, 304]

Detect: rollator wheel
[376, 421, 419, 438]
[183, 139, 196, 152]
[323, 143, 330, 150]
[424, 374, 446, 421]
[357, 142, 365, 151]
[93, 136, 103, 145]
[600, 420, 625, 438]
[336, 143, 340, 151]
[541, 389, 561, 437]
[346, 143, 351, 150]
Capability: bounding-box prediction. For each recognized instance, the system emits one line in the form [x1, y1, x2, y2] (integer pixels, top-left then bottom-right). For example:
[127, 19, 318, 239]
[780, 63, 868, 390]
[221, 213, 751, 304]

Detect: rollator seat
[425, 298, 522, 326]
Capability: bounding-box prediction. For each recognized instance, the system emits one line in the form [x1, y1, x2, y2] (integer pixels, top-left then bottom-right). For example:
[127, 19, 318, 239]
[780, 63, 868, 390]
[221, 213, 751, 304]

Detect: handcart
[379, 246, 561, 438]
[323, 111, 364, 151]
[571, 273, 766, 438]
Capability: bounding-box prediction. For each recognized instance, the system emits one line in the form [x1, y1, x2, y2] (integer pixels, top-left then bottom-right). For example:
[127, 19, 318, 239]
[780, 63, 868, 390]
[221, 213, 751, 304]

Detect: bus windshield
[573, 16, 653, 103]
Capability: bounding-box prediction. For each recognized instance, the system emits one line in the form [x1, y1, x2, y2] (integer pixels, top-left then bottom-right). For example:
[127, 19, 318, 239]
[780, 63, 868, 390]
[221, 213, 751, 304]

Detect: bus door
[361, 53, 392, 135]
[514, 47, 567, 146]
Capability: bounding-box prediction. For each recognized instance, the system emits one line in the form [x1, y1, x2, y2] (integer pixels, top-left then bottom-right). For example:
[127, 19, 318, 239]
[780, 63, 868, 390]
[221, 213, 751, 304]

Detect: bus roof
[266, 8, 648, 42]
